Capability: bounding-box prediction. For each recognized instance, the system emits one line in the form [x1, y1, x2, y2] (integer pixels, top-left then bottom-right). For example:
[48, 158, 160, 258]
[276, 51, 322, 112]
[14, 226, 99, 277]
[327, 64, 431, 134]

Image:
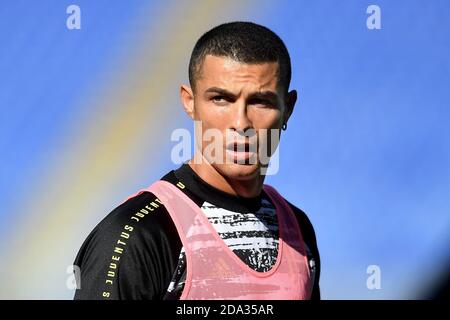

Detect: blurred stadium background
[0, 0, 449, 299]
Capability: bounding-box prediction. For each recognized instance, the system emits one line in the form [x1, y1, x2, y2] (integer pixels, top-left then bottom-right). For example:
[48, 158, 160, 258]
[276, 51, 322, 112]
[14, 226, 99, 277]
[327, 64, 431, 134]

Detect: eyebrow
[204, 87, 279, 102]
[248, 91, 279, 102]
[204, 87, 237, 98]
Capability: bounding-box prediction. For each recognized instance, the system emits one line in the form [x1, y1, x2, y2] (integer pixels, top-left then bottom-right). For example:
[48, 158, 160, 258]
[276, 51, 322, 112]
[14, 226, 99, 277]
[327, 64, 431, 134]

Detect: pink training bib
[125, 180, 312, 300]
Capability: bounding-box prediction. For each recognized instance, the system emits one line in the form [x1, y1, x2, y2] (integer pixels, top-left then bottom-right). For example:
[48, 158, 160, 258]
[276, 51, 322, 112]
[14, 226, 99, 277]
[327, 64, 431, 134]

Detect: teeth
[233, 145, 248, 152]
[227, 142, 256, 153]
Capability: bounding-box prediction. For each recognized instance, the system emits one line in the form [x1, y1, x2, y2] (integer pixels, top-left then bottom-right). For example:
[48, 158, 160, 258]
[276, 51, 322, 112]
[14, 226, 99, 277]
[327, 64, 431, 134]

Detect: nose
[230, 100, 252, 134]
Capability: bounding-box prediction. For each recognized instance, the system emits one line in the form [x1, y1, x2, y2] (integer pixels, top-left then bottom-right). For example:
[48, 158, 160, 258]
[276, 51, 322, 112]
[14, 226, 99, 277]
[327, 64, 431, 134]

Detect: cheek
[195, 101, 228, 127]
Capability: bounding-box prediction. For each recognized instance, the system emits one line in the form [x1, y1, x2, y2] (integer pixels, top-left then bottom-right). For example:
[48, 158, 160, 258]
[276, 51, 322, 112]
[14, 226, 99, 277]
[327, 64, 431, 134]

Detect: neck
[188, 153, 265, 198]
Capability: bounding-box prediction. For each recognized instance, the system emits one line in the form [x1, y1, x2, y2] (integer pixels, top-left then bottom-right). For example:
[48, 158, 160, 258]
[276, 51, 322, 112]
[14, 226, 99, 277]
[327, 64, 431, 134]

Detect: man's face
[184, 55, 295, 181]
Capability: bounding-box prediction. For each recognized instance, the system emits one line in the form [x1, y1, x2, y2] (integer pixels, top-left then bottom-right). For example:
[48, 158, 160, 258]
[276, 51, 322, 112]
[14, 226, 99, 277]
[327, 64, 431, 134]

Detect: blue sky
[263, 0, 450, 298]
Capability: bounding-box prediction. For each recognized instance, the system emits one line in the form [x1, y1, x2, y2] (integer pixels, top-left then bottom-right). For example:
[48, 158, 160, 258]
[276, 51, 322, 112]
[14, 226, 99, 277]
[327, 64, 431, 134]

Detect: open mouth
[225, 142, 257, 163]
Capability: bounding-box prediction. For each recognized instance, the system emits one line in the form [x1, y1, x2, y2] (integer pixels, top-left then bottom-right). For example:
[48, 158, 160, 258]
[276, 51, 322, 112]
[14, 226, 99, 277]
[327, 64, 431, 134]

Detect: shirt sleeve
[73, 192, 181, 300]
[287, 201, 321, 300]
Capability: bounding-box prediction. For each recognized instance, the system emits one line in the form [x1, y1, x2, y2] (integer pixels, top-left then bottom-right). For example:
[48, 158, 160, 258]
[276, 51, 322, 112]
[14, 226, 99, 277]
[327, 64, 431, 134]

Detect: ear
[283, 89, 297, 124]
[180, 84, 195, 120]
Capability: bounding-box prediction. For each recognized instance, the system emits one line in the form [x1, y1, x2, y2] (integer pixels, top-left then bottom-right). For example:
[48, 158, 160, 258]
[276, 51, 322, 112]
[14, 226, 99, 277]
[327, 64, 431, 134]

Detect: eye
[212, 96, 225, 102]
[211, 95, 229, 105]
[249, 98, 275, 108]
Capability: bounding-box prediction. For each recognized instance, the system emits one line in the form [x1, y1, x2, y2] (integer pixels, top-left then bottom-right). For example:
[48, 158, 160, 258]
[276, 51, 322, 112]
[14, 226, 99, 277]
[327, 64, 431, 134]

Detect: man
[73, 21, 320, 300]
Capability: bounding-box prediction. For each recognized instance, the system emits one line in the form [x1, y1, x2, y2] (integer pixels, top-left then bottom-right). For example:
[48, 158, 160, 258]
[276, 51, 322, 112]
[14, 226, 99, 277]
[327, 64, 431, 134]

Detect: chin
[214, 162, 260, 181]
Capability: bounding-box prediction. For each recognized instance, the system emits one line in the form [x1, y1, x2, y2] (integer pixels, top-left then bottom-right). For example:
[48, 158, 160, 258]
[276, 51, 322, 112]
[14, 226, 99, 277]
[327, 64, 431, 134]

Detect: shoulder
[73, 190, 181, 299]
[284, 199, 319, 249]
[264, 185, 318, 243]
[282, 197, 322, 299]
[285, 200, 316, 236]
[75, 190, 178, 261]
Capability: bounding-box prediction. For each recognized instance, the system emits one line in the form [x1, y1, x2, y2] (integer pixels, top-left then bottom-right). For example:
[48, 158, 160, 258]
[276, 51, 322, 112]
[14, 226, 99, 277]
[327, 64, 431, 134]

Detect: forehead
[197, 55, 279, 91]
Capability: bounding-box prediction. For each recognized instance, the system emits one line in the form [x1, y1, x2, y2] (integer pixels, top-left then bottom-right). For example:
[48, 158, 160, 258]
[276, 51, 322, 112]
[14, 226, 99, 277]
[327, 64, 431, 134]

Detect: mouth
[225, 142, 257, 163]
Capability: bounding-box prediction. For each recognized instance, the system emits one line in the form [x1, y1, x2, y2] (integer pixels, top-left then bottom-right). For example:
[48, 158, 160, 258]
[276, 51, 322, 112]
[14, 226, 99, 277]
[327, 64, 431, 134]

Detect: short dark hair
[188, 21, 292, 94]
